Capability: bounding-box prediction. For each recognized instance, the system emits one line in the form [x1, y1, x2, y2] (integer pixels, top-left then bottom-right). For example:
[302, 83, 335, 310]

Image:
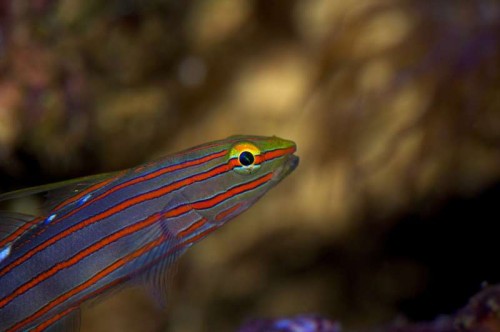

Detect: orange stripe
[32, 306, 77, 331]
[8, 236, 166, 332]
[0, 217, 43, 249]
[49, 150, 228, 227]
[163, 172, 273, 220]
[100, 150, 227, 204]
[192, 173, 273, 211]
[8, 174, 123, 255]
[6, 150, 229, 253]
[215, 203, 243, 222]
[176, 217, 207, 239]
[0, 214, 163, 308]
[2, 159, 254, 309]
[25, 170, 270, 330]
[29, 225, 220, 331]
[0, 159, 232, 278]
[6, 144, 288, 329]
[51, 174, 122, 212]
[182, 225, 218, 246]
[252, 146, 294, 165]
[34, 278, 123, 331]
[263, 146, 296, 161]
[0, 173, 123, 250]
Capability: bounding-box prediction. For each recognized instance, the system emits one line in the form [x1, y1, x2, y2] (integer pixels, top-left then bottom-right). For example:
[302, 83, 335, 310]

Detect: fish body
[0, 135, 298, 331]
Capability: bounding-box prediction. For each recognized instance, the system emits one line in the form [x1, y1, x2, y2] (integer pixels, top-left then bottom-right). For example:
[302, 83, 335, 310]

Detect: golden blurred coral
[187, 0, 251, 50]
[232, 47, 313, 117]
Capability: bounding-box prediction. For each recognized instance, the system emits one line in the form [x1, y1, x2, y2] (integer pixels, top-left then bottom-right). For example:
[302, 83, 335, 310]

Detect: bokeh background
[1, 0, 500, 331]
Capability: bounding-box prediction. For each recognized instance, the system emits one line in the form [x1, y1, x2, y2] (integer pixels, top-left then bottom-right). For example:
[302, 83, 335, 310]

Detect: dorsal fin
[0, 171, 121, 263]
[0, 171, 120, 213]
[0, 212, 36, 238]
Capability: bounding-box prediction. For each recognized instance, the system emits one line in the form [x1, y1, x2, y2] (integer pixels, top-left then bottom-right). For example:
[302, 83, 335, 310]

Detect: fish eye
[230, 142, 261, 175]
[239, 151, 255, 166]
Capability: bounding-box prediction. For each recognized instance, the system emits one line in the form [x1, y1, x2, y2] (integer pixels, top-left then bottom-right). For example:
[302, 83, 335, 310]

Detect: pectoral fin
[44, 308, 81, 332]
[130, 192, 205, 309]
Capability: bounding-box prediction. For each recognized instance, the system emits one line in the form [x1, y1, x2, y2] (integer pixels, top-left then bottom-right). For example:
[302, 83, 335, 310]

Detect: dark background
[0, 1, 499, 331]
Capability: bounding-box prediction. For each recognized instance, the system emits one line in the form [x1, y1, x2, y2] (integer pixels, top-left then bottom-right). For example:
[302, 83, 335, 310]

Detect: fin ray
[131, 192, 201, 308]
[0, 212, 39, 261]
[44, 308, 81, 332]
[0, 171, 120, 213]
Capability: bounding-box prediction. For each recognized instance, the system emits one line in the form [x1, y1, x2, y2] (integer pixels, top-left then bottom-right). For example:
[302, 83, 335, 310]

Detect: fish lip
[286, 154, 299, 173]
[287, 154, 300, 172]
[273, 154, 299, 180]
[280, 139, 298, 174]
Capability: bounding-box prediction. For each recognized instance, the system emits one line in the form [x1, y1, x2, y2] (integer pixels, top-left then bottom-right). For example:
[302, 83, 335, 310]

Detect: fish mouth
[284, 141, 299, 174]
[273, 153, 299, 181]
[286, 154, 299, 173]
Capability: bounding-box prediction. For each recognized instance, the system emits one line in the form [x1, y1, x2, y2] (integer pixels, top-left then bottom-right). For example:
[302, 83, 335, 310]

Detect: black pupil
[239, 151, 255, 166]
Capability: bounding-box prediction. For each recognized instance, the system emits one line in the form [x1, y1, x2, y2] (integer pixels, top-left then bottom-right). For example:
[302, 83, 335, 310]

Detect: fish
[0, 135, 299, 332]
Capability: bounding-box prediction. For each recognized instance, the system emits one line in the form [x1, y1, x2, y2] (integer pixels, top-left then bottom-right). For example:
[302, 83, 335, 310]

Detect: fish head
[180, 135, 299, 228]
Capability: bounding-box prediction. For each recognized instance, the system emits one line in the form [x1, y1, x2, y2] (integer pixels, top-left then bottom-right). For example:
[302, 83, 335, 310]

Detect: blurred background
[1, 0, 500, 331]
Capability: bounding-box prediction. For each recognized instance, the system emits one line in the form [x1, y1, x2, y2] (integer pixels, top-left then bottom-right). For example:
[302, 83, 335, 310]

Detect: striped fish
[0, 135, 298, 332]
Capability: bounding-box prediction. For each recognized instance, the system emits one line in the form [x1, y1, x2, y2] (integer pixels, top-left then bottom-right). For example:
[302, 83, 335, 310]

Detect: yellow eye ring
[230, 142, 261, 174]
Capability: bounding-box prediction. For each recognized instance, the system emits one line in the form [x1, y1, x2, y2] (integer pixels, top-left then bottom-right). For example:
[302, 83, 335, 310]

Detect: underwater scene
[0, 1, 499, 331]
